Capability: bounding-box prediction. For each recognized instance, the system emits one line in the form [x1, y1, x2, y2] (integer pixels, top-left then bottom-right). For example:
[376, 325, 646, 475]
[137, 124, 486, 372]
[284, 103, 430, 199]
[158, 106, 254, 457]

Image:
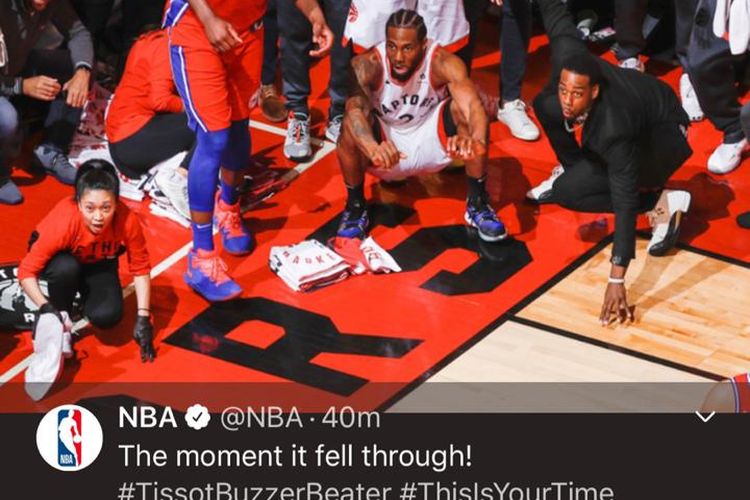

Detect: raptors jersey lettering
[730, 373, 750, 413]
[371, 40, 447, 131]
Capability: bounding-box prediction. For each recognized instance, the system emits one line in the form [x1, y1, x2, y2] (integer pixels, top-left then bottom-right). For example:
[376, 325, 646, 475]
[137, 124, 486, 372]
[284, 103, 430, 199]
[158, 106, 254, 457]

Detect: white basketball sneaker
[526, 165, 565, 203]
[707, 138, 747, 174]
[497, 99, 540, 141]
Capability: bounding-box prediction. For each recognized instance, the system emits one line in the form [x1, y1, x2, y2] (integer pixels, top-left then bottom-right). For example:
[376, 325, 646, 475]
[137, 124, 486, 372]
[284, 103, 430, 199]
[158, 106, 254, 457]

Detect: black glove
[133, 315, 156, 362]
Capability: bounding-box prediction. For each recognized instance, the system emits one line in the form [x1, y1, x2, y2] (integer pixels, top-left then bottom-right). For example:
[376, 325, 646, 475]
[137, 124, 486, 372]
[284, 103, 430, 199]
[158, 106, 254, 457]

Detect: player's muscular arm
[187, 0, 242, 52]
[432, 49, 488, 158]
[345, 53, 380, 153]
[344, 53, 403, 169]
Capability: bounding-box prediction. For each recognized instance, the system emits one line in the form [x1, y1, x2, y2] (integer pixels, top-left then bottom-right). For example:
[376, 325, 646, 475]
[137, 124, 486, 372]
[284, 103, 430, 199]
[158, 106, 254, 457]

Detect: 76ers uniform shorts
[165, 8, 263, 132]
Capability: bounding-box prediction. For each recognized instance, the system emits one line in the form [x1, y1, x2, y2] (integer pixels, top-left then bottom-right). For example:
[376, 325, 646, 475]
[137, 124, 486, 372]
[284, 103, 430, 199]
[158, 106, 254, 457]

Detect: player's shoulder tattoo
[351, 50, 381, 87]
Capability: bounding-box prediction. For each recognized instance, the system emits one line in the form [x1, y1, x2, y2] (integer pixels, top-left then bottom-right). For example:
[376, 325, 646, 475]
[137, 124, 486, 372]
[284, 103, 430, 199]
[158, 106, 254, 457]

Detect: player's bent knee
[44, 253, 81, 285]
[87, 304, 123, 330]
[196, 128, 231, 156]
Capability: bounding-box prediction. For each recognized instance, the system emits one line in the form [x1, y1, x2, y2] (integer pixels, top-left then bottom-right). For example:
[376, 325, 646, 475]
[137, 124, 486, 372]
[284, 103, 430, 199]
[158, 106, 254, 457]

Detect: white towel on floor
[270, 240, 351, 292]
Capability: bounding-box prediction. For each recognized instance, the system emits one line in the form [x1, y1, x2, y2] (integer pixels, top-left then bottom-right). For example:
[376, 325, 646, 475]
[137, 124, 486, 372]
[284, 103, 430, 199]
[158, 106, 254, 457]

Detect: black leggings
[42, 253, 123, 329]
[109, 112, 195, 179]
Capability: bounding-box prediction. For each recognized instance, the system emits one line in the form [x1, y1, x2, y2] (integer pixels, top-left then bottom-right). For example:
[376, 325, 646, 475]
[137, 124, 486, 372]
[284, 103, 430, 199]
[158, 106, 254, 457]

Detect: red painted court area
[1, 29, 749, 412]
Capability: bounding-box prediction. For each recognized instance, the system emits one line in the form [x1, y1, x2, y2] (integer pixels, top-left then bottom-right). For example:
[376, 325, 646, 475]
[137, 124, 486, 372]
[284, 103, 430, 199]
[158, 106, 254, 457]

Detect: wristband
[608, 277, 625, 284]
[38, 302, 63, 322]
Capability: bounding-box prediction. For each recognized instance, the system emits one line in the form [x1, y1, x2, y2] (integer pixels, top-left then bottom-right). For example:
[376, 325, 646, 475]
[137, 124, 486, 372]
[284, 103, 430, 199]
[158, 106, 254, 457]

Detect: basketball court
[1, 27, 749, 413]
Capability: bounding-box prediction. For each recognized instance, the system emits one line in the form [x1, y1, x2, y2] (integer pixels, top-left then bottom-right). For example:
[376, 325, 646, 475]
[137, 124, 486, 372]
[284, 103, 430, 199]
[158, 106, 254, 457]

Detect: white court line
[0, 122, 337, 387]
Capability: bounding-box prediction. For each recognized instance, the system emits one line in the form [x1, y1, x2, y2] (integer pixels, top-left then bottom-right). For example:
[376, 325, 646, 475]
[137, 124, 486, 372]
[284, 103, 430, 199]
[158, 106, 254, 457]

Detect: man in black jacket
[530, 0, 693, 325]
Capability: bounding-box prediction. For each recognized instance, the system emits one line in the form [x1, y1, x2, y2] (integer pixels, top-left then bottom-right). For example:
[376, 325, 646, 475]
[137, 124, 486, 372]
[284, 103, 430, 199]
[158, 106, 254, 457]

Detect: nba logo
[37, 404, 102, 471]
[57, 409, 82, 467]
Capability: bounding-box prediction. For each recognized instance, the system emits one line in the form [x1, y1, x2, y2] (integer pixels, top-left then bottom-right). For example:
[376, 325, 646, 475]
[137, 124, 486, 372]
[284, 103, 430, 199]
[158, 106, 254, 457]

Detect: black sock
[345, 183, 366, 216]
[467, 175, 488, 208]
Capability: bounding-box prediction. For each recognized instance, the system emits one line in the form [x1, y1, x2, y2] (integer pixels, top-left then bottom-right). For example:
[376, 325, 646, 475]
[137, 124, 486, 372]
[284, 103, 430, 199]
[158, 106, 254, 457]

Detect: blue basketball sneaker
[214, 195, 255, 255]
[184, 249, 243, 302]
[336, 207, 369, 239]
[464, 202, 508, 242]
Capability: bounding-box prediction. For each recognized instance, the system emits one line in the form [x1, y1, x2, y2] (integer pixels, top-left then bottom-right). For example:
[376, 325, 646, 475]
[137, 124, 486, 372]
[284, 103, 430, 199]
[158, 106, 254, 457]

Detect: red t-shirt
[106, 30, 184, 144]
[18, 198, 151, 281]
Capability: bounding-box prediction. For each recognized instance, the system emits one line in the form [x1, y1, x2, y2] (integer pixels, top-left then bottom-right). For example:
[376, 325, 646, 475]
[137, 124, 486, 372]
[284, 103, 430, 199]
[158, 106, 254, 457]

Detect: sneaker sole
[184, 273, 243, 302]
[464, 213, 509, 242]
[285, 153, 313, 163]
[223, 245, 254, 256]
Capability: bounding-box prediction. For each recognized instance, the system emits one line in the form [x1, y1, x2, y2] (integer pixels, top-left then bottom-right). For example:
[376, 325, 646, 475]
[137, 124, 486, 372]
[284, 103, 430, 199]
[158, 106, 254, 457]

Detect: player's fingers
[370, 151, 384, 167]
[309, 40, 325, 58]
[41, 81, 58, 92]
[228, 25, 243, 45]
[446, 136, 457, 153]
[599, 301, 609, 325]
[461, 139, 472, 158]
[384, 142, 400, 164]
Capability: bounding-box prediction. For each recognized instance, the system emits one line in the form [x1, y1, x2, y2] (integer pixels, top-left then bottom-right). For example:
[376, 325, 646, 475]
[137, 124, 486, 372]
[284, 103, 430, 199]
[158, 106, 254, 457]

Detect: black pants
[42, 253, 123, 329]
[72, 0, 166, 79]
[614, 0, 648, 60]
[459, 0, 531, 101]
[681, 0, 744, 142]
[551, 160, 662, 214]
[534, 93, 689, 213]
[109, 112, 195, 179]
[261, 0, 280, 86]
[11, 49, 83, 152]
[278, 0, 352, 118]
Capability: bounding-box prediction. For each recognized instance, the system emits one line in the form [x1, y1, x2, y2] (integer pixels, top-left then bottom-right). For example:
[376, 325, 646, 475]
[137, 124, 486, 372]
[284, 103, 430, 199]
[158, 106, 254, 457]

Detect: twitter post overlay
[0, 398, 746, 499]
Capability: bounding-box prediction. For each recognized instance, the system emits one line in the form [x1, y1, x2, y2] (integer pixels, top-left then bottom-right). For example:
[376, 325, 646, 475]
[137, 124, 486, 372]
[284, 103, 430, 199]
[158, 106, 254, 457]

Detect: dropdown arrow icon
[695, 411, 716, 422]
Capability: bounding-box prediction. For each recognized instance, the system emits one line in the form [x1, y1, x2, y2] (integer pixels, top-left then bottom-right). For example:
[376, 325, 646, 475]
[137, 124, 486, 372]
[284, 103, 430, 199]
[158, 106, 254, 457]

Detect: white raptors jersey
[344, 0, 469, 53]
[370, 39, 448, 131]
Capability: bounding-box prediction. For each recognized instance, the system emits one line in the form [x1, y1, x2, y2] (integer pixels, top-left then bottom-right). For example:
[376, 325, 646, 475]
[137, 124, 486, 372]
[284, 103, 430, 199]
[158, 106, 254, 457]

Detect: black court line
[634, 229, 750, 269]
[377, 235, 616, 411]
[379, 234, 738, 410]
[510, 315, 723, 381]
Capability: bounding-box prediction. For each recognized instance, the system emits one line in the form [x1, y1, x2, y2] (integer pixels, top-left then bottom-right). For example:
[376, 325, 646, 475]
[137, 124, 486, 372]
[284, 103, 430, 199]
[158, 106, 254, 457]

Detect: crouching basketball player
[336, 9, 506, 243]
[163, 0, 333, 301]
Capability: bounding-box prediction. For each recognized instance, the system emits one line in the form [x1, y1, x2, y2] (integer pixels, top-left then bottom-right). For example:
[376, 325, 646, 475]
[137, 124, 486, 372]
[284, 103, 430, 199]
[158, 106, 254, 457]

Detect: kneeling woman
[18, 160, 155, 361]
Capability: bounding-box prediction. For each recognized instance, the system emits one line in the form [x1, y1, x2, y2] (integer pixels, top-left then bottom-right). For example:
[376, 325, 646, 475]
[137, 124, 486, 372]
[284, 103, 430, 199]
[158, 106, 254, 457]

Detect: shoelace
[216, 205, 243, 235]
[196, 253, 230, 284]
[473, 204, 499, 223]
[330, 115, 343, 126]
[289, 118, 309, 144]
[506, 100, 526, 112]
